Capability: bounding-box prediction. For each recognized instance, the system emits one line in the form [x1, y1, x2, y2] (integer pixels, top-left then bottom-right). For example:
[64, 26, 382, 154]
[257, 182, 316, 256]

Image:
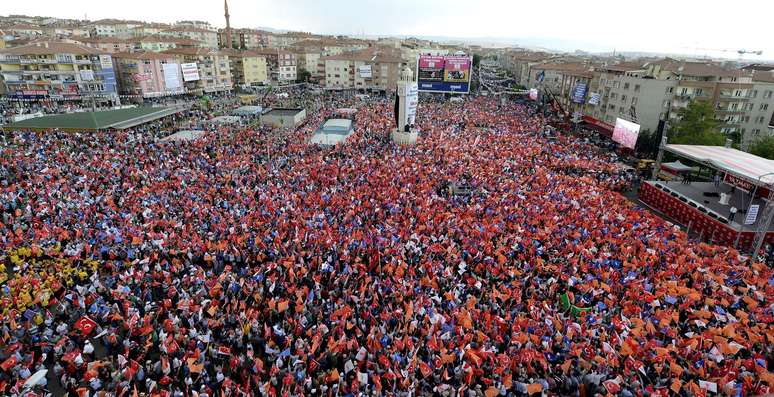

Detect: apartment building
[319, 46, 407, 90]
[220, 49, 268, 87]
[160, 27, 218, 49]
[528, 62, 592, 94]
[0, 24, 44, 39]
[500, 51, 553, 86]
[251, 48, 296, 83]
[0, 41, 118, 104]
[135, 35, 201, 52]
[131, 23, 170, 38]
[88, 19, 142, 39]
[161, 47, 232, 93]
[742, 70, 774, 149]
[112, 51, 184, 98]
[70, 36, 135, 53]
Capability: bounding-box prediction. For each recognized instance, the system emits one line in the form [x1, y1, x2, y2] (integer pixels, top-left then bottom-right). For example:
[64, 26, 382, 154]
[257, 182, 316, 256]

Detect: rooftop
[1, 106, 182, 131]
[321, 46, 405, 63]
[0, 41, 105, 55]
[112, 51, 178, 61]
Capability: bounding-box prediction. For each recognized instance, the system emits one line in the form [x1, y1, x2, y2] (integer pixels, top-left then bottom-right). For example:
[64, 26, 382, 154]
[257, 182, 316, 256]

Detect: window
[621, 95, 627, 102]
[762, 103, 770, 111]
[694, 88, 703, 97]
[610, 93, 617, 99]
[634, 84, 640, 92]
[751, 90, 758, 98]
[624, 82, 630, 90]
[735, 90, 743, 97]
[731, 103, 739, 111]
[663, 100, 671, 108]
[632, 97, 638, 106]
[680, 87, 688, 95]
[765, 91, 773, 99]
[666, 87, 673, 94]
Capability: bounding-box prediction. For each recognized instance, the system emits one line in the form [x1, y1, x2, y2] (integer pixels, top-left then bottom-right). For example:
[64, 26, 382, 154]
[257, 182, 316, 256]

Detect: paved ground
[2, 107, 171, 130]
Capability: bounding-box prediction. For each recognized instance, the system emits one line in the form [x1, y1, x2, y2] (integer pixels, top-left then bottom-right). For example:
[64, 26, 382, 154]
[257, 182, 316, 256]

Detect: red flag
[0, 356, 17, 371]
[75, 316, 98, 335]
[218, 346, 232, 356]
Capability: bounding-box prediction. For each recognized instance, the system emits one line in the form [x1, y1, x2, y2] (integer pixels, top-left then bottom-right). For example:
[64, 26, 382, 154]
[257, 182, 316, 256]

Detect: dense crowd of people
[0, 91, 772, 397]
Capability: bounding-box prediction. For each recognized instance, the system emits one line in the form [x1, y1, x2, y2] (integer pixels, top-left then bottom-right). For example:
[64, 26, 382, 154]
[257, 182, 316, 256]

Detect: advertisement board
[181, 63, 200, 82]
[588, 92, 601, 105]
[358, 65, 372, 79]
[163, 63, 181, 89]
[79, 70, 95, 81]
[406, 82, 418, 125]
[572, 82, 588, 103]
[417, 54, 471, 94]
[612, 118, 641, 149]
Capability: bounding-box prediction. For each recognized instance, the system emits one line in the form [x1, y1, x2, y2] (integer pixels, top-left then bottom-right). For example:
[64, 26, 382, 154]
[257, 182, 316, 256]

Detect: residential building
[0, 41, 118, 105]
[220, 49, 268, 87]
[294, 46, 323, 82]
[160, 26, 218, 49]
[0, 24, 44, 38]
[174, 21, 214, 31]
[131, 23, 170, 38]
[112, 51, 185, 98]
[528, 62, 591, 94]
[69, 36, 135, 53]
[742, 70, 774, 149]
[319, 46, 407, 90]
[88, 19, 142, 39]
[162, 47, 232, 93]
[251, 48, 296, 83]
[500, 51, 552, 86]
[590, 63, 675, 133]
[43, 24, 91, 38]
[135, 35, 201, 52]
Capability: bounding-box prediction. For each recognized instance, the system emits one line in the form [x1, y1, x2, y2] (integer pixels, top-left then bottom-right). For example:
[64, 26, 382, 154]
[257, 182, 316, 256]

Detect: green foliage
[668, 100, 726, 146]
[297, 70, 312, 83]
[472, 54, 481, 69]
[749, 136, 774, 160]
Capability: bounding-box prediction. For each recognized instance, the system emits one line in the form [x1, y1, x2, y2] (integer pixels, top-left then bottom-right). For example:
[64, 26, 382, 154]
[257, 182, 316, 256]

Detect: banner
[528, 88, 538, 101]
[79, 70, 95, 81]
[132, 73, 151, 82]
[612, 118, 640, 149]
[572, 82, 588, 104]
[181, 63, 200, 82]
[588, 92, 601, 105]
[358, 65, 372, 79]
[744, 205, 760, 225]
[418, 54, 471, 94]
[163, 63, 181, 89]
[406, 82, 418, 125]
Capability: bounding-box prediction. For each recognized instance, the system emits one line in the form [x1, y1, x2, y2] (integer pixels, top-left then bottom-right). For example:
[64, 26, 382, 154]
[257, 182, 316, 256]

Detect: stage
[639, 181, 774, 250]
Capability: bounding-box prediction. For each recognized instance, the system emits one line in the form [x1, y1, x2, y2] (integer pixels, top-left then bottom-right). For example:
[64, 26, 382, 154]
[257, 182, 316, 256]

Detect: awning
[665, 145, 774, 186]
[661, 160, 692, 173]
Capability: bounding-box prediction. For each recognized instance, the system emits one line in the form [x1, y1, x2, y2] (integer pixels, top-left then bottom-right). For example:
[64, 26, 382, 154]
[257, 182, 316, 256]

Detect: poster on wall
[572, 82, 588, 103]
[163, 63, 181, 89]
[406, 82, 418, 125]
[612, 118, 641, 149]
[181, 63, 200, 82]
[588, 92, 601, 105]
[358, 65, 372, 78]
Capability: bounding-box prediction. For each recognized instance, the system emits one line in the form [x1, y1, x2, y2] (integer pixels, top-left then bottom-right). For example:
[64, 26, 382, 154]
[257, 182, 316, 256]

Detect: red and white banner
[75, 316, 98, 335]
[132, 73, 151, 82]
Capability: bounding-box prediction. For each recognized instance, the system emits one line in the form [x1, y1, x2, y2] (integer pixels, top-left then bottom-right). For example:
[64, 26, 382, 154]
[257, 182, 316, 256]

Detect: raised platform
[392, 129, 418, 145]
[1, 105, 188, 131]
[639, 181, 774, 250]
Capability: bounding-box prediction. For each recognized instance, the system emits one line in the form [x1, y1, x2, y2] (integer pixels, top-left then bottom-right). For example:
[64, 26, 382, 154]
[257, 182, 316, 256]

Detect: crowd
[0, 92, 772, 397]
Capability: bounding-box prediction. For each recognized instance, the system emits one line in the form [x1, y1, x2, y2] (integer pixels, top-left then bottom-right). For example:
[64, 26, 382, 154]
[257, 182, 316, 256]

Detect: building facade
[221, 49, 268, 87]
[0, 41, 118, 105]
[162, 48, 232, 93]
[319, 47, 407, 90]
[160, 27, 218, 49]
[112, 51, 184, 98]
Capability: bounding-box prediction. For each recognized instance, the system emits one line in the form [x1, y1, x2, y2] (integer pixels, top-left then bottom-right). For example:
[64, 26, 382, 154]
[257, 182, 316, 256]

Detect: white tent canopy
[665, 145, 774, 186]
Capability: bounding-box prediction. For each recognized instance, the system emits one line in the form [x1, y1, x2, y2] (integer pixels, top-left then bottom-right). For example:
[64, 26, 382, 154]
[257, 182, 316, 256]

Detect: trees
[750, 136, 774, 159]
[296, 70, 312, 83]
[668, 100, 726, 146]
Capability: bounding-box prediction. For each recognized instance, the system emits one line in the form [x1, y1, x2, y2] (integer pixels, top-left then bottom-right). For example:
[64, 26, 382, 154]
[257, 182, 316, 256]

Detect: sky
[6, 0, 774, 60]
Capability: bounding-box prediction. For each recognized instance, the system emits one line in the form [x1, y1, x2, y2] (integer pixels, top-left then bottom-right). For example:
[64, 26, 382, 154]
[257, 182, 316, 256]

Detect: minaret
[224, 0, 233, 49]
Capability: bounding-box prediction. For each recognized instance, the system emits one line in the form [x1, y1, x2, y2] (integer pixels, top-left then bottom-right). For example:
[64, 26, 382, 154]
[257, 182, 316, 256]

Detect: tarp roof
[665, 144, 774, 186]
[159, 130, 205, 143]
[661, 160, 692, 172]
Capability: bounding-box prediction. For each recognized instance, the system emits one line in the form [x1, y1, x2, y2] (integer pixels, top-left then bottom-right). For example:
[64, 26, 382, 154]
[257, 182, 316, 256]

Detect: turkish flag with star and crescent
[75, 316, 98, 336]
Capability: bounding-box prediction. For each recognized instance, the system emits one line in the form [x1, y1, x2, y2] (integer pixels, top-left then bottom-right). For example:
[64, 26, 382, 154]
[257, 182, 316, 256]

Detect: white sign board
[162, 63, 181, 89]
[79, 69, 95, 81]
[99, 55, 113, 70]
[181, 63, 200, 82]
[358, 65, 372, 79]
[588, 92, 601, 105]
[406, 82, 418, 125]
[744, 204, 760, 225]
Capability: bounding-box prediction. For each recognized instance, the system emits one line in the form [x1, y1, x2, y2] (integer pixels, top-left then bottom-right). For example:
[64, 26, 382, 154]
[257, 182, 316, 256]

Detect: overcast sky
[6, 0, 773, 59]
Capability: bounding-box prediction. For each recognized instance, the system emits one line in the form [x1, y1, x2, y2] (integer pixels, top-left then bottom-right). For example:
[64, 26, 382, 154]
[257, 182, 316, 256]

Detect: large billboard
[181, 63, 200, 82]
[417, 54, 471, 94]
[612, 118, 641, 149]
[162, 63, 181, 89]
